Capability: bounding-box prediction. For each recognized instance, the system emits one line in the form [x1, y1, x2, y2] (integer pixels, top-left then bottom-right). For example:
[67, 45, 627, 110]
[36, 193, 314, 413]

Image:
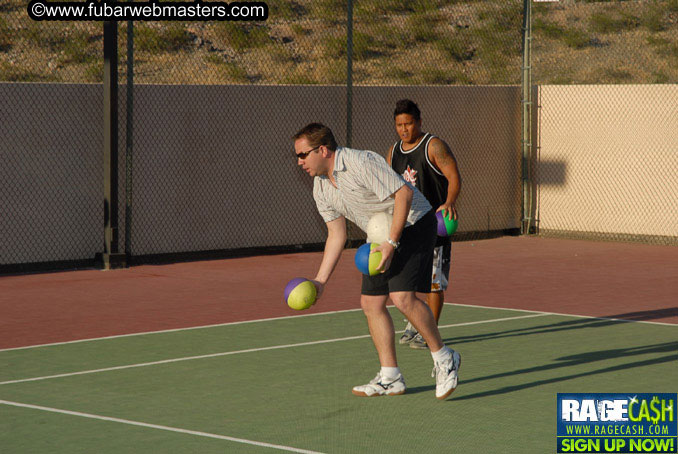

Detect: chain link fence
[350, 0, 523, 86]
[3, 0, 676, 271]
[0, 4, 103, 83]
[533, 0, 678, 85]
[351, 0, 524, 244]
[531, 0, 678, 245]
[125, 2, 350, 259]
[1, 2, 104, 270]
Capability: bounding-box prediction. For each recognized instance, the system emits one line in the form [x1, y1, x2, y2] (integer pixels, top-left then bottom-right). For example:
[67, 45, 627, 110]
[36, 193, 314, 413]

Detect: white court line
[0, 313, 547, 386]
[0, 399, 324, 454]
[448, 302, 678, 327]
[0, 308, 366, 353]
[3, 302, 673, 354]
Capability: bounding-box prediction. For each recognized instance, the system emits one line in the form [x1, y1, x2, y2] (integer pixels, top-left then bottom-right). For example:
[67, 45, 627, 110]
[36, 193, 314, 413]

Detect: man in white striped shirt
[292, 123, 461, 400]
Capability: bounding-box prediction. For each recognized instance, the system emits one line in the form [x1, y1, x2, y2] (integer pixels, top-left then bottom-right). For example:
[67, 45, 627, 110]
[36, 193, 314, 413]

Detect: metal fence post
[125, 20, 134, 261]
[521, 0, 534, 235]
[346, 0, 353, 148]
[99, 20, 126, 269]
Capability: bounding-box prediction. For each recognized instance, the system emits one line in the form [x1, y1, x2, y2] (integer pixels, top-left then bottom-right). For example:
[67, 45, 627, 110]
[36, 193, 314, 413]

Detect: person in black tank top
[388, 99, 462, 349]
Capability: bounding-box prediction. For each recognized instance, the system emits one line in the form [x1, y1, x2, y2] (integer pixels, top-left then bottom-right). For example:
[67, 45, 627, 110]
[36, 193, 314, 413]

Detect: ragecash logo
[557, 393, 677, 453]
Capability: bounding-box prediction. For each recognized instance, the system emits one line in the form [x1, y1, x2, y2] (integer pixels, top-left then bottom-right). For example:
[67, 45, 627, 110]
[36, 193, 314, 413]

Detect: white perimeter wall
[536, 85, 678, 238]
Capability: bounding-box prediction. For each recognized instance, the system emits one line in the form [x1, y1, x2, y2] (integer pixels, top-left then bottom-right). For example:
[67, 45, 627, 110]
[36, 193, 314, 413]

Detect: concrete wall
[536, 85, 678, 238]
[1, 83, 520, 265]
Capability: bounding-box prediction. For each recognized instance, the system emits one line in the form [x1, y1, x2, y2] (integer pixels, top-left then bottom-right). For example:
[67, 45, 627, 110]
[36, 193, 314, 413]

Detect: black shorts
[361, 210, 437, 296]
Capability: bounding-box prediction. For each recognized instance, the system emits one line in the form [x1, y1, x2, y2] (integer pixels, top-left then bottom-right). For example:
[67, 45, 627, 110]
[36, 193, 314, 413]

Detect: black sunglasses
[295, 146, 320, 160]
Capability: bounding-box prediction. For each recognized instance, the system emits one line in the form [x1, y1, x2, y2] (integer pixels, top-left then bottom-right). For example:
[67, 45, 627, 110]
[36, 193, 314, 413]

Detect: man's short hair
[292, 123, 338, 151]
[394, 99, 421, 121]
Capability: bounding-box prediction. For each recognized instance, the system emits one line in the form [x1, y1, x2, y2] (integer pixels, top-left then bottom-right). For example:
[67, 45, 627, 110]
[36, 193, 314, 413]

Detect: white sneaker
[352, 372, 406, 397]
[399, 322, 418, 345]
[433, 350, 461, 400]
[409, 333, 428, 350]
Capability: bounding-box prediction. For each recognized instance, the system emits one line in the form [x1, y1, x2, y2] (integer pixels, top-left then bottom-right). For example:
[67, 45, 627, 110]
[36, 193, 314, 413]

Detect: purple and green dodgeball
[284, 277, 317, 310]
[436, 211, 458, 237]
[354, 243, 382, 276]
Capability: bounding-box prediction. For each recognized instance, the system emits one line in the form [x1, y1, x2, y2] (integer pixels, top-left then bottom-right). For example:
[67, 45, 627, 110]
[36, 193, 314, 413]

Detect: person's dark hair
[394, 99, 421, 121]
[292, 123, 338, 151]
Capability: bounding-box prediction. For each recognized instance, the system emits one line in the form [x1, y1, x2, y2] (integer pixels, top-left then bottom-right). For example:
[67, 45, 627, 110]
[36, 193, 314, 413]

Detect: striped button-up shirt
[313, 147, 432, 232]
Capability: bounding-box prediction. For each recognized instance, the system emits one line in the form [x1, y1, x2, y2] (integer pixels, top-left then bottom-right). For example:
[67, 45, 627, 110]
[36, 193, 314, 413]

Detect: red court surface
[1, 236, 676, 349]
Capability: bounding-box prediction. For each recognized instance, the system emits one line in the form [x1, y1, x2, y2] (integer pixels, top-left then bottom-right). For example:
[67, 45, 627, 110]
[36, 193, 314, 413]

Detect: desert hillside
[1, 0, 676, 84]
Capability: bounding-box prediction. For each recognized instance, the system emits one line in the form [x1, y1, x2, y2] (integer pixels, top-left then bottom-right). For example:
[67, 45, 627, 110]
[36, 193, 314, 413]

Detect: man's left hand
[438, 203, 458, 220]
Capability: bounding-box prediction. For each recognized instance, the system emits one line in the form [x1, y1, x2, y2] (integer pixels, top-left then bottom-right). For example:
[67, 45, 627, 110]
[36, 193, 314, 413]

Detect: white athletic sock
[381, 366, 401, 380]
[431, 345, 452, 363]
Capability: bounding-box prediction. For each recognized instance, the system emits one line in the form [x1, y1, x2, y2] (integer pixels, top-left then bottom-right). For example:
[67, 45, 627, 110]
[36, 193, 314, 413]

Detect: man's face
[395, 113, 422, 145]
[295, 137, 323, 177]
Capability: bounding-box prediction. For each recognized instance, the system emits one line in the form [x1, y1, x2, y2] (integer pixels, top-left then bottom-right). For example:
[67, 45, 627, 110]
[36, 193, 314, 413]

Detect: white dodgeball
[366, 211, 393, 244]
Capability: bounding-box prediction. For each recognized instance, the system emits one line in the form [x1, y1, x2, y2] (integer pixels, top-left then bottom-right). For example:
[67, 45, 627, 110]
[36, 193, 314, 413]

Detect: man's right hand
[311, 279, 325, 300]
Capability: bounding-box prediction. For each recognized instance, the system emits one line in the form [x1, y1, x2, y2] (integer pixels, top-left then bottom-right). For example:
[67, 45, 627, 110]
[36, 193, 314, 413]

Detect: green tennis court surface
[1, 305, 676, 453]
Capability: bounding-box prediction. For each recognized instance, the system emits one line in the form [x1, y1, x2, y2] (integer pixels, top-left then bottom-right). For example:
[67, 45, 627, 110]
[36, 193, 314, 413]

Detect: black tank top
[391, 133, 450, 245]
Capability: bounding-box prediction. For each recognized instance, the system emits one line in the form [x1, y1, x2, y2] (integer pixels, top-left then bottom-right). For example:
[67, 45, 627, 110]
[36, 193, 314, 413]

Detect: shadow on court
[405, 339, 678, 398]
[404, 385, 436, 395]
[450, 341, 678, 401]
[442, 308, 678, 346]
